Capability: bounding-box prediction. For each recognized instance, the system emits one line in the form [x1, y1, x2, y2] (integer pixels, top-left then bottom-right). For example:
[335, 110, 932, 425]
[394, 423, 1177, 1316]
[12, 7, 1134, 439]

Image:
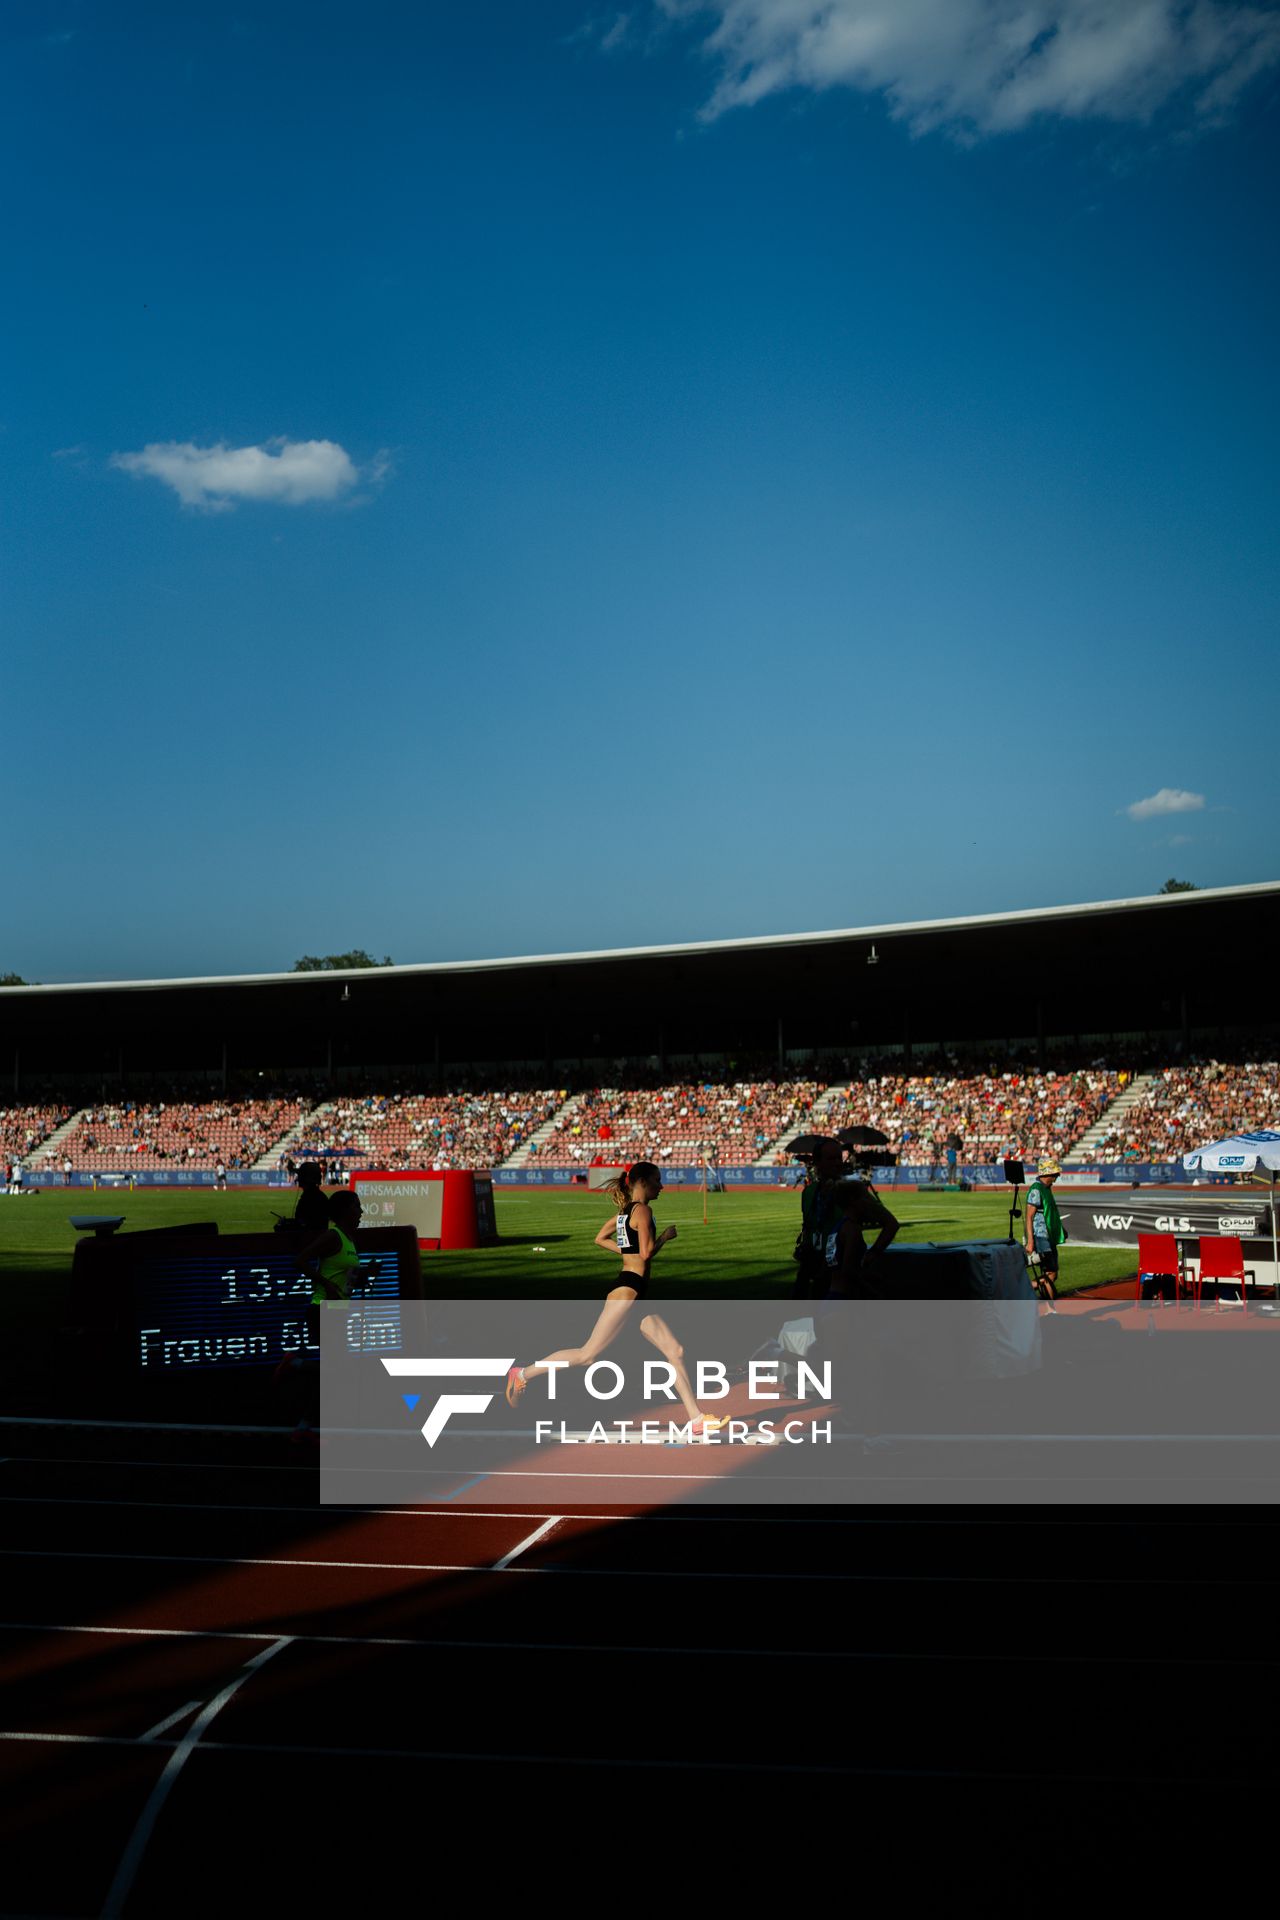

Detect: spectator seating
[820, 1065, 1123, 1164]
[50, 1098, 305, 1171]
[19, 1048, 1280, 1174]
[1, 1103, 74, 1162]
[1091, 1058, 1280, 1163]
[528, 1081, 823, 1168]
[294, 1090, 565, 1169]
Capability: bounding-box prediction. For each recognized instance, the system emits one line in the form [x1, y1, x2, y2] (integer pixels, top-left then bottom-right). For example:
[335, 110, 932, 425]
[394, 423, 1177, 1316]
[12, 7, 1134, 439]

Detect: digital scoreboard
[70, 1227, 423, 1376]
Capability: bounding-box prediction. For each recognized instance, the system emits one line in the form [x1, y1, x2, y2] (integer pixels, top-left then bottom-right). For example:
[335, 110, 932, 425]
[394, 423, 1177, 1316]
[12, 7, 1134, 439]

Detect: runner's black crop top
[615, 1201, 647, 1257]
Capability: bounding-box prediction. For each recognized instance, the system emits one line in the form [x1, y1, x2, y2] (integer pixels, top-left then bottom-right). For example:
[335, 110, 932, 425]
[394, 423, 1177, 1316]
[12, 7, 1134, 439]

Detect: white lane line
[100, 1636, 291, 1919]
[0, 1619, 891, 1660]
[0, 1619, 971, 1662]
[0, 1417, 290, 1434]
[491, 1516, 562, 1570]
[0, 1494, 585, 1521]
[13, 1728, 1247, 1783]
[0, 1545, 1232, 1584]
[0, 1547, 526, 1575]
[0, 1455, 316, 1474]
[0, 1490, 1235, 1532]
[5, 1619, 1269, 1667]
[0, 1729, 859, 1778]
[139, 1700, 200, 1743]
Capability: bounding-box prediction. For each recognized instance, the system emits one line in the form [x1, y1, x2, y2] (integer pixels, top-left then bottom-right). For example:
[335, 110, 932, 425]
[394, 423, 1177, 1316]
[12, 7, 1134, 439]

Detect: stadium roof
[7, 879, 1279, 997]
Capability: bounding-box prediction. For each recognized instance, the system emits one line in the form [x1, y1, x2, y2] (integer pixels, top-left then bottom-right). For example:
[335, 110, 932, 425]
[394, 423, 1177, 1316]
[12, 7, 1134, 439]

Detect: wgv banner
[1061, 1189, 1277, 1268]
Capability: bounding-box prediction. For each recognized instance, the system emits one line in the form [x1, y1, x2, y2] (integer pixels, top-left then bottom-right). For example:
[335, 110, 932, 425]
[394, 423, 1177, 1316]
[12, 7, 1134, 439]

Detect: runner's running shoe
[685, 1414, 731, 1439]
[505, 1365, 526, 1408]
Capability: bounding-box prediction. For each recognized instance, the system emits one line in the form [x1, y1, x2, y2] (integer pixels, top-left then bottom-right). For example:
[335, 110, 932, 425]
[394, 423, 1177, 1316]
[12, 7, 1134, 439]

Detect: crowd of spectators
[48, 1097, 306, 1171]
[0, 1102, 74, 1162]
[819, 1062, 1124, 1164]
[294, 1090, 564, 1169]
[12, 1044, 1279, 1177]
[1093, 1056, 1280, 1163]
[527, 1081, 823, 1167]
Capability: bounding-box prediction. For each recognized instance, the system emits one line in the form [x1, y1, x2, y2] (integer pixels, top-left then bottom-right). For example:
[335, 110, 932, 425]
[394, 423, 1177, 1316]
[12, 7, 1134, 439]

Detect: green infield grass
[0, 1182, 1137, 1305]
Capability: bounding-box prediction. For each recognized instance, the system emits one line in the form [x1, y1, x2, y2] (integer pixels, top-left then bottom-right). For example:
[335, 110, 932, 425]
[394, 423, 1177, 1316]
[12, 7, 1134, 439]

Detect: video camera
[785, 1129, 898, 1176]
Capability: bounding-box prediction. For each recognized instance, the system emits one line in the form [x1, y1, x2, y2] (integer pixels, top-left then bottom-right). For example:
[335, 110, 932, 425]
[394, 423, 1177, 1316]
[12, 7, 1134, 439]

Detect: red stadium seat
[1196, 1235, 1253, 1314]
[1136, 1231, 1184, 1307]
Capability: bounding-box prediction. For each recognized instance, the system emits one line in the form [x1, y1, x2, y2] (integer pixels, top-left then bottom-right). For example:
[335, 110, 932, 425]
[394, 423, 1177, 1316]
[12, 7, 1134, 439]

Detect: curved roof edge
[6, 880, 1278, 998]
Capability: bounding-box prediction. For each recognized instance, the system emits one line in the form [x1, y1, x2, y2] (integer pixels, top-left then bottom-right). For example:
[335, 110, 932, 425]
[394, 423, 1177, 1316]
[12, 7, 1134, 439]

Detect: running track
[4, 1415, 1280, 1915]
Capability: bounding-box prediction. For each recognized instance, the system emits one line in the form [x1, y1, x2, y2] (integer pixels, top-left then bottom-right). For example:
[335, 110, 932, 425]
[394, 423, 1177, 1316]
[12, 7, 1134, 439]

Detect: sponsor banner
[321, 1292, 1280, 1508]
[487, 1161, 1223, 1187]
[1061, 1190, 1277, 1270]
[24, 1169, 292, 1188]
[19, 1160, 1234, 1191]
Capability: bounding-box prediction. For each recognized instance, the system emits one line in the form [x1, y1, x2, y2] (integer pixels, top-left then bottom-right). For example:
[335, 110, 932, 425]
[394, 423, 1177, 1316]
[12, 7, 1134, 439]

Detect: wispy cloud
[650, 0, 1280, 134]
[1123, 787, 1206, 821]
[110, 436, 383, 512]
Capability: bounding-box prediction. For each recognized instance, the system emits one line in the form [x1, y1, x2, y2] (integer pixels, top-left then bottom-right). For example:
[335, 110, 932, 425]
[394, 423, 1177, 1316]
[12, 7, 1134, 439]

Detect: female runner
[505, 1161, 728, 1437]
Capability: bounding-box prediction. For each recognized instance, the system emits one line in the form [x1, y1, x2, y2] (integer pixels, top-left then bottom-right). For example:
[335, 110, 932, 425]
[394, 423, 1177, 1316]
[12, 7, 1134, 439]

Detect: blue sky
[4, 0, 1278, 981]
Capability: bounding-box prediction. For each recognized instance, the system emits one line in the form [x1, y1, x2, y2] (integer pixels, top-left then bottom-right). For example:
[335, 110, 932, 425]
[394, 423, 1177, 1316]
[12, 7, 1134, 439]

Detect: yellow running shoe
[505, 1365, 526, 1409]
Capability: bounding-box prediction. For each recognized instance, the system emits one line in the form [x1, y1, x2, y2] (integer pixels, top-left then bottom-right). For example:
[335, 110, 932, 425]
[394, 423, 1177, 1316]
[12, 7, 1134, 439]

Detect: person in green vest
[277, 1189, 364, 1445]
[1025, 1155, 1066, 1304]
[305, 1188, 364, 1306]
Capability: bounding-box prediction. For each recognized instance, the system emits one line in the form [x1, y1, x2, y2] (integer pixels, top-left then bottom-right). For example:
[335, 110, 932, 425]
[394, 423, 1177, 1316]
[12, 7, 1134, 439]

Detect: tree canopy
[292, 951, 394, 972]
[1159, 878, 1198, 894]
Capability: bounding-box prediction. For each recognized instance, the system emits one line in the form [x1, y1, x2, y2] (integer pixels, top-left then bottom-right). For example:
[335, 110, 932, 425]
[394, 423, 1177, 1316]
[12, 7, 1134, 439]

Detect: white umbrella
[1183, 1131, 1280, 1298]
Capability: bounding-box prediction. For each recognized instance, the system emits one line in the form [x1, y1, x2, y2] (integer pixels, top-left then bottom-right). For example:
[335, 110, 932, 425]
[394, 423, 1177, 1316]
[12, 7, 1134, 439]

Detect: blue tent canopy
[1183, 1132, 1280, 1295]
[1183, 1131, 1280, 1176]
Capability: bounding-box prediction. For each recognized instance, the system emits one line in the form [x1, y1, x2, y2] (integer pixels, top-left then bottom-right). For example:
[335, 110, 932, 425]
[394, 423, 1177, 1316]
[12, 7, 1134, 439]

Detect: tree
[0, 972, 28, 986]
[292, 951, 394, 972]
[1159, 878, 1198, 894]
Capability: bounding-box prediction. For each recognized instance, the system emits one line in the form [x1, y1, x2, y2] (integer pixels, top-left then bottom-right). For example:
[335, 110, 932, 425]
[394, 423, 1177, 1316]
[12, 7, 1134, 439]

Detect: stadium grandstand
[49, 1096, 305, 1172]
[289, 1089, 564, 1170]
[525, 1080, 822, 1168]
[0, 1101, 74, 1163]
[2, 882, 1278, 1177]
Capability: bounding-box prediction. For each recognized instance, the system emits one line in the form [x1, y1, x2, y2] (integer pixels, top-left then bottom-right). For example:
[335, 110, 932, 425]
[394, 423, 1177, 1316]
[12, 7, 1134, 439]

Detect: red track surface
[5, 1410, 1280, 1914]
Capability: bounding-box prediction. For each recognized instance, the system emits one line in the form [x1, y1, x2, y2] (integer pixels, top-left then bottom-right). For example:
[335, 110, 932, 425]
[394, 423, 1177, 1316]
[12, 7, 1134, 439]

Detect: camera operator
[825, 1176, 900, 1297]
[792, 1136, 845, 1300]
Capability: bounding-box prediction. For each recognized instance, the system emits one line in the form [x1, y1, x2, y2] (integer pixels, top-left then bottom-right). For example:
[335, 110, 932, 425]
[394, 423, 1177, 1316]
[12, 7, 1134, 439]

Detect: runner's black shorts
[1032, 1243, 1059, 1276]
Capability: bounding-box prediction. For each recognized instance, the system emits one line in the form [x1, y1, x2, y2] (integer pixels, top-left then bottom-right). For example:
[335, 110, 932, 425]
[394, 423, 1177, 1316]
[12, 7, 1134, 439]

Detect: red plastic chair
[1137, 1232, 1185, 1307]
[1198, 1235, 1253, 1314]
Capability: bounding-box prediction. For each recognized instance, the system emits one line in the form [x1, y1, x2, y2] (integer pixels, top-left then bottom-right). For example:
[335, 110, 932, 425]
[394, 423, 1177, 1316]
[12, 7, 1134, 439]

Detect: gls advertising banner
[1060, 1191, 1275, 1262]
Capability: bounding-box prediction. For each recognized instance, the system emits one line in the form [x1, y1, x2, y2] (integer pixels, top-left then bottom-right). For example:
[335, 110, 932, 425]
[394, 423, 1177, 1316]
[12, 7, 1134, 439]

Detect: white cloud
[1123, 787, 1206, 820]
[110, 436, 374, 511]
[653, 0, 1280, 133]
